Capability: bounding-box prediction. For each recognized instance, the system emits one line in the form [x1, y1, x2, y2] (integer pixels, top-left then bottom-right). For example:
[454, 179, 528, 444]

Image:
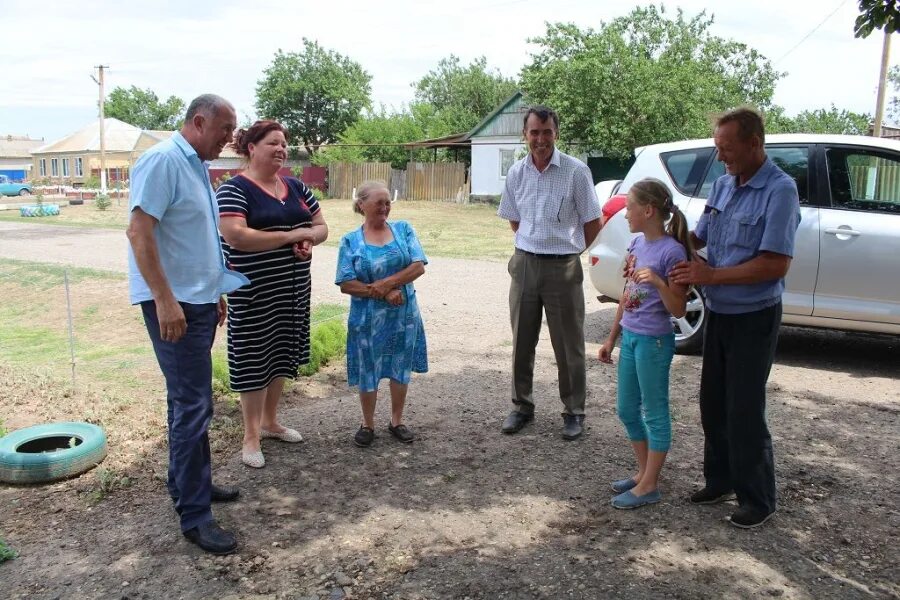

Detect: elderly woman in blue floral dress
[335, 180, 428, 448]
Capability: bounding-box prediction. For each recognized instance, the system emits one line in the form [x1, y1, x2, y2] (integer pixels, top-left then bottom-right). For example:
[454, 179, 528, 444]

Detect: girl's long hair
[628, 177, 693, 257]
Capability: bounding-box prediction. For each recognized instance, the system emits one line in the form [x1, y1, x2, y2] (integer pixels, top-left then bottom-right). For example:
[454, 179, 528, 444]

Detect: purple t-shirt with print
[619, 234, 688, 337]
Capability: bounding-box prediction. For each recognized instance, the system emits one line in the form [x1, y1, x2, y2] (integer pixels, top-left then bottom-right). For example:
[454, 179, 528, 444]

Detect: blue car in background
[0, 174, 32, 196]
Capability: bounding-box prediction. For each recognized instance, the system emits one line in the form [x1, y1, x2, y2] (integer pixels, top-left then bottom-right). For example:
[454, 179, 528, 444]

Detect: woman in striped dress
[216, 120, 328, 468]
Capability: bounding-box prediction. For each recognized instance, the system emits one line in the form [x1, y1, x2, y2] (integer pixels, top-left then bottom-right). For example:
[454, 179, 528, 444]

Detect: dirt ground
[1, 222, 898, 599]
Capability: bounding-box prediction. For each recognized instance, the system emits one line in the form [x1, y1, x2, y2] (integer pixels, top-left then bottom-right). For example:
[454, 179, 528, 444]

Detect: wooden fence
[327, 162, 392, 199]
[327, 161, 469, 202]
[406, 162, 468, 202]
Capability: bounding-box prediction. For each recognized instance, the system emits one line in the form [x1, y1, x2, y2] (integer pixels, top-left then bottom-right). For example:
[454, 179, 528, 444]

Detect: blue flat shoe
[611, 477, 638, 493]
[611, 489, 661, 510]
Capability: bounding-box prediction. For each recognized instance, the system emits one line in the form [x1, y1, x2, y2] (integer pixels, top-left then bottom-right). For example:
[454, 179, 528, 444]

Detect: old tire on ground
[0, 422, 107, 484]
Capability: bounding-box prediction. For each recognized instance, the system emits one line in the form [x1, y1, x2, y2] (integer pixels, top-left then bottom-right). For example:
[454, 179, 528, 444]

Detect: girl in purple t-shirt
[598, 178, 691, 510]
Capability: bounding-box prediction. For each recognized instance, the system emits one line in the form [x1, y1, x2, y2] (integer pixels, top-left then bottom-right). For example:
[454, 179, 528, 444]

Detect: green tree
[104, 86, 185, 130]
[792, 106, 870, 134]
[520, 5, 783, 158]
[313, 105, 433, 169]
[413, 55, 519, 134]
[256, 39, 372, 157]
[854, 0, 900, 38]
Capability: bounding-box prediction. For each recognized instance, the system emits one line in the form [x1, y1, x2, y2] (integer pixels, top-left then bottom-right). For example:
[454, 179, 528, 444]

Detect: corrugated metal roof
[0, 135, 45, 158]
[32, 118, 147, 154]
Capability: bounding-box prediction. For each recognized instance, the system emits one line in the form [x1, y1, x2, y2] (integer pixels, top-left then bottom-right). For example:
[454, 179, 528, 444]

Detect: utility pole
[873, 31, 891, 137]
[91, 65, 109, 193]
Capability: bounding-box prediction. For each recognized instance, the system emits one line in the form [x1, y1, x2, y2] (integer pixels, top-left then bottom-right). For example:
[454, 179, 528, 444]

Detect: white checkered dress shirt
[498, 148, 601, 254]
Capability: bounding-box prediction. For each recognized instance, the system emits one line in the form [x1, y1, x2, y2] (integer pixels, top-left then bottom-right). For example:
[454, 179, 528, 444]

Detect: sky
[0, 0, 892, 143]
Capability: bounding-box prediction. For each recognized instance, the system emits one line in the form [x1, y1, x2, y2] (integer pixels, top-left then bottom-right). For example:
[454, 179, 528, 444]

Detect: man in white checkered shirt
[498, 105, 601, 441]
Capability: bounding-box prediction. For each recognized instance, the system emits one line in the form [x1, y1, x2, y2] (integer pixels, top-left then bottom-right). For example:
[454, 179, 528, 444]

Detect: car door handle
[824, 227, 861, 237]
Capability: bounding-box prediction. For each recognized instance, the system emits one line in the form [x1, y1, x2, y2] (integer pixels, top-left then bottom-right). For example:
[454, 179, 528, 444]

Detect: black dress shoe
[501, 410, 534, 434]
[183, 521, 237, 555]
[561, 414, 585, 440]
[211, 484, 239, 502]
[689, 487, 736, 505]
[728, 507, 775, 529]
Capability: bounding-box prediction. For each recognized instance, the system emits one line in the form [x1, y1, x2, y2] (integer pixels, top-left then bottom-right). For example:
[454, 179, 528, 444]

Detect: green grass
[0, 538, 17, 563]
[0, 417, 6, 437]
[0, 258, 124, 289]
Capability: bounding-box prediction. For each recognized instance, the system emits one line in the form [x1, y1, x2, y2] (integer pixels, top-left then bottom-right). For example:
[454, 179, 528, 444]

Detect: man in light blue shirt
[671, 107, 800, 529]
[127, 94, 247, 555]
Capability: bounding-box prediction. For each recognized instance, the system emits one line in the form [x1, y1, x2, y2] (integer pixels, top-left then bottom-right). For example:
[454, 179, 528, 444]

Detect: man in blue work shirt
[670, 107, 800, 529]
[127, 94, 249, 554]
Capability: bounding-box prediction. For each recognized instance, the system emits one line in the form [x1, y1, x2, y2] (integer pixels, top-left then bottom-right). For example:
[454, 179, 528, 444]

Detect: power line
[775, 0, 850, 65]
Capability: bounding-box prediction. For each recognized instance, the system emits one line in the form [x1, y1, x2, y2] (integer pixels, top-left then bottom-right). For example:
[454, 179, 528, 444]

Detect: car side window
[826, 147, 900, 214]
[768, 146, 809, 205]
[660, 148, 714, 196]
[697, 146, 809, 204]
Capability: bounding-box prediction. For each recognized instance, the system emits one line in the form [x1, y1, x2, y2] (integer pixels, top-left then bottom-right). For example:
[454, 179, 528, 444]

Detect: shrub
[0, 417, 6, 437]
[311, 187, 327, 203]
[213, 172, 232, 191]
[0, 538, 16, 563]
[82, 175, 101, 189]
[95, 193, 111, 211]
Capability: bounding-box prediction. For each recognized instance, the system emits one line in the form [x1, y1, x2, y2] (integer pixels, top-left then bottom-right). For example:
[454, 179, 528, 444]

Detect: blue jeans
[141, 300, 218, 532]
[616, 329, 675, 452]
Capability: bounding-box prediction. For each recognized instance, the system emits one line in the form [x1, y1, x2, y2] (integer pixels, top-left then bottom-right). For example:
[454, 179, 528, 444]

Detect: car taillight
[590, 256, 599, 266]
[602, 194, 627, 223]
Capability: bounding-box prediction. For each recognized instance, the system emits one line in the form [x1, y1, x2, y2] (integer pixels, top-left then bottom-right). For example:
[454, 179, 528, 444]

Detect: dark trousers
[508, 250, 586, 415]
[142, 300, 218, 532]
[700, 303, 781, 515]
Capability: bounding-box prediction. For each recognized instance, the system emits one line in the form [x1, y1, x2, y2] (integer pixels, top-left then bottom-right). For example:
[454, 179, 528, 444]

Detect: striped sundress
[216, 174, 321, 392]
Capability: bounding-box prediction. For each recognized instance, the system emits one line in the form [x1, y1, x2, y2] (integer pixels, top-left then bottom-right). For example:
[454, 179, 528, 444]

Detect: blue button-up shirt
[498, 148, 601, 254]
[128, 132, 249, 305]
[695, 158, 800, 314]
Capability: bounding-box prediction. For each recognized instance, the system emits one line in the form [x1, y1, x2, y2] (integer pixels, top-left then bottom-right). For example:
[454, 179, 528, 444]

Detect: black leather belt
[515, 248, 577, 260]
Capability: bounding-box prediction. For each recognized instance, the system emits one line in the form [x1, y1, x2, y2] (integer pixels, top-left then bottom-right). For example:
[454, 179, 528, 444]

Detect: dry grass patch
[1, 197, 513, 260]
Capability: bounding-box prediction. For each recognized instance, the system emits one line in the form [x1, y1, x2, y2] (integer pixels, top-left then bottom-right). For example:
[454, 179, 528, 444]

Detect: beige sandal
[241, 449, 265, 468]
[260, 427, 303, 443]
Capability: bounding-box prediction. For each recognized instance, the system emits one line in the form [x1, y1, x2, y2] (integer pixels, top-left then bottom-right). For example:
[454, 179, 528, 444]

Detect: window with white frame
[62, 158, 69, 177]
[39, 159, 46, 177]
[51, 158, 59, 177]
[500, 149, 516, 178]
[74, 157, 83, 177]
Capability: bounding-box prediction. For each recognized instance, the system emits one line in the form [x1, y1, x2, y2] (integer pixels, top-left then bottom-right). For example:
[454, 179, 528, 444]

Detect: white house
[468, 91, 528, 200]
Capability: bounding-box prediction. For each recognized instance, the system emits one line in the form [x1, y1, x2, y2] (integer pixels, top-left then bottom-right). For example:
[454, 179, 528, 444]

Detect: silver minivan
[588, 134, 900, 353]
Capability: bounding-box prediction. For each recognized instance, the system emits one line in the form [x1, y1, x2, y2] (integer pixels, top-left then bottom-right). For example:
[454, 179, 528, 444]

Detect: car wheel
[18, 188, 31, 196]
[672, 287, 705, 354]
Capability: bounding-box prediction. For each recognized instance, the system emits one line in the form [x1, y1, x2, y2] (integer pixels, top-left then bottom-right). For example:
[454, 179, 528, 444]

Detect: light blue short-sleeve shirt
[694, 158, 800, 314]
[128, 132, 249, 304]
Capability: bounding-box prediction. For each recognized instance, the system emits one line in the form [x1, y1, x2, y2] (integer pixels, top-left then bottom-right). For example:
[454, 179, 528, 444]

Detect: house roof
[466, 91, 526, 139]
[403, 131, 470, 150]
[32, 118, 151, 154]
[0, 135, 45, 158]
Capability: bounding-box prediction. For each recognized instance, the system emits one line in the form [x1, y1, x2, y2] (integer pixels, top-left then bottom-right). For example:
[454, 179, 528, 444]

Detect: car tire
[18, 188, 31, 196]
[0, 422, 107, 484]
[672, 287, 706, 355]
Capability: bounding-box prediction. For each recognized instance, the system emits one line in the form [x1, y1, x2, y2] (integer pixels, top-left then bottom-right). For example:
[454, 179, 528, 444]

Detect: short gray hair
[353, 180, 390, 214]
[185, 94, 233, 122]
